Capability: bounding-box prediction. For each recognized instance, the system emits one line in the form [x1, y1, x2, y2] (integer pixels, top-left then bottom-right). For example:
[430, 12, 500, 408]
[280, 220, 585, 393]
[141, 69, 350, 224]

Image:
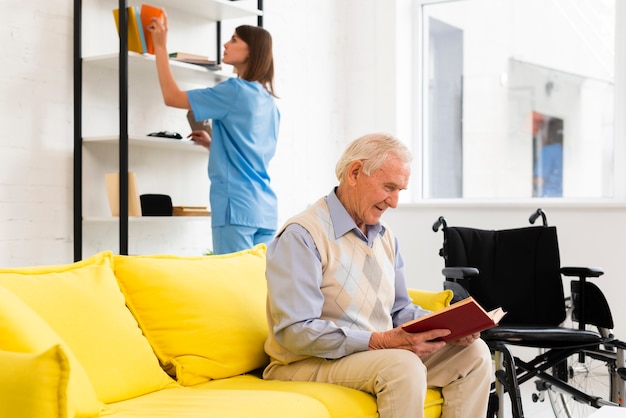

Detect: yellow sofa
[0, 245, 451, 418]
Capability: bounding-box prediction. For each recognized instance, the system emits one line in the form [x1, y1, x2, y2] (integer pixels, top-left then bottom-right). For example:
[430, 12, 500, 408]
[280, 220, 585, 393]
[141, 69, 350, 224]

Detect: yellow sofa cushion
[106, 386, 331, 418]
[113, 244, 269, 386]
[199, 374, 444, 418]
[198, 374, 377, 418]
[0, 285, 102, 417]
[0, 346, 70, 418]
[0, 251, 175, 404]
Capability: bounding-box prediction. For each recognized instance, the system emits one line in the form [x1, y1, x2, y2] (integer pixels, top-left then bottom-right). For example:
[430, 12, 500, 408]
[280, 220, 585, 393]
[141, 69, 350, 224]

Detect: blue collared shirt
[265, 189, 431, 359]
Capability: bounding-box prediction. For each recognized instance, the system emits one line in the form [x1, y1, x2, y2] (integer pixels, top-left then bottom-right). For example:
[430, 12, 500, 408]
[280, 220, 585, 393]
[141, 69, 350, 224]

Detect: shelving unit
[73, 0, 262, 260]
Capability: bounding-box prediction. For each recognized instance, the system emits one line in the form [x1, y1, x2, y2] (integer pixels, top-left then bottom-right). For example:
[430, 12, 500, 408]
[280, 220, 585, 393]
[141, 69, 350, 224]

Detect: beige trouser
[263, 339, 492, 418]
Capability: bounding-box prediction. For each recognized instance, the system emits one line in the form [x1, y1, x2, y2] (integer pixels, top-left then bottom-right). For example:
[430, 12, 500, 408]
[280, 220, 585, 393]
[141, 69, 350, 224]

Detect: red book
[401, 297, 506, 342]
[140, 4, 164, 54]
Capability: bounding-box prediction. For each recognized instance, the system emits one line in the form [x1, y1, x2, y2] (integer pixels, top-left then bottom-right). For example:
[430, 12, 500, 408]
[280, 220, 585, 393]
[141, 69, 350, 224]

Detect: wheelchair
[432, 209, 626, 418]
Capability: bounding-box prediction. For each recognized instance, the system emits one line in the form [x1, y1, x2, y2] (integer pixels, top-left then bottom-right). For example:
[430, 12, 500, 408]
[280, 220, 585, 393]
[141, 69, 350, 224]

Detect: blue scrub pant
[212, 224, 276, 255]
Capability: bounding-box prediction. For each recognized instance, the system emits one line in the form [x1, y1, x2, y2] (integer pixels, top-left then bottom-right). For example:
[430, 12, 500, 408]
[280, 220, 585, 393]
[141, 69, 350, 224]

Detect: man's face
[348, 154, 410, 229]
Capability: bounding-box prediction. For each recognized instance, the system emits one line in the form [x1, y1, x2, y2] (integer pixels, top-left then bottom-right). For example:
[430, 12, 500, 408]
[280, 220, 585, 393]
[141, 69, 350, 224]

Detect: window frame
[409, 0, 626, 202]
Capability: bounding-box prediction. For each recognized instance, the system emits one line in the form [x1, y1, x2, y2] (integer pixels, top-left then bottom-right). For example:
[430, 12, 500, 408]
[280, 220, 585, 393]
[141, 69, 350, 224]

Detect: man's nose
[385, 193, 399, 208]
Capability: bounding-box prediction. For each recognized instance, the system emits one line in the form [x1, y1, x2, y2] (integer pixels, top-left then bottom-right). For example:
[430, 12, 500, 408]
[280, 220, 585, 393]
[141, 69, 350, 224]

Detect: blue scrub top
[187, 78, 280, 229]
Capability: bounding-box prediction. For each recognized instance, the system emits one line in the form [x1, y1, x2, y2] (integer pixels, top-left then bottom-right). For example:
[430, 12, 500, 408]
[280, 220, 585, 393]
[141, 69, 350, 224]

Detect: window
[416, 0, 616, 199]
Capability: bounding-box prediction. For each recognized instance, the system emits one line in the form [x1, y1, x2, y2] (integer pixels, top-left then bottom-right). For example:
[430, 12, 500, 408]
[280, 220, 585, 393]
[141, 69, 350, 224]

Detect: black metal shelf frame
[73, 0, 263, 261]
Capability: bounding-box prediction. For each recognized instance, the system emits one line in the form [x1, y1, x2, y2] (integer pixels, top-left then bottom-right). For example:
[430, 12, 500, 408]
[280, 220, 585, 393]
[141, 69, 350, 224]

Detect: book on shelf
[134, 6, 148, 54]
[401, 296, 506, 342]
[169, 52, 215, 62]
[170, 56, 222, 71]
[187, 110, 212, 136]
[139, 4, 164, 55]
[173, 206, 211, 217]
[112, 6, 144, 54]
[180, 61, 222, 71]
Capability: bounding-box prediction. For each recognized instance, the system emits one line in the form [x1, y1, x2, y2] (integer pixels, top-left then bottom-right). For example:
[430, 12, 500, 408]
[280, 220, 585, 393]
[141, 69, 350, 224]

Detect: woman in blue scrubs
[148, 12, 280, 254]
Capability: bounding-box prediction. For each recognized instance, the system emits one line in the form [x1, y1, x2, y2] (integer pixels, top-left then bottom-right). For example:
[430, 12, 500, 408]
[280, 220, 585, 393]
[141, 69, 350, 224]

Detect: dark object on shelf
[140, 194, 173, 216]
[147, 131, 183, 139]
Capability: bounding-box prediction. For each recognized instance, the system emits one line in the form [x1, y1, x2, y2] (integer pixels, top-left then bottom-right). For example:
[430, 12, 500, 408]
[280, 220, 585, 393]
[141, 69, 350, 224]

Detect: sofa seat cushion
[104, 387, 330, 418]
[196, 374, 376, 418]
[196, 374, 443, 418]
[112, 244, 269, 386]
[0, 251, 176, 404]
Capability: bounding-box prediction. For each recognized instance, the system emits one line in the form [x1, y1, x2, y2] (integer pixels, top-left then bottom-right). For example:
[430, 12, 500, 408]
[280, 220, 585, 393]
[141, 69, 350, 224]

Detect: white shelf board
[144, 0, 262, 20]
[84, 216, 211, 223]
[83, 135, 208, 153]
[82, 52, 234, 83]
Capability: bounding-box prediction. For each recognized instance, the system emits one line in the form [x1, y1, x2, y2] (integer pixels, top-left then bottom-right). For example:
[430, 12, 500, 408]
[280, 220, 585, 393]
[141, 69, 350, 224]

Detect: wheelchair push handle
[432, 216, 447, 232]
[529, 208, 548, 227]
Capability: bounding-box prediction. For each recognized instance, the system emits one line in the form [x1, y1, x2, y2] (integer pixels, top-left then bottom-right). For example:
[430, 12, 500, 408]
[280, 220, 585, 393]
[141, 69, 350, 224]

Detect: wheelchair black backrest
[441, 225, 566, 326]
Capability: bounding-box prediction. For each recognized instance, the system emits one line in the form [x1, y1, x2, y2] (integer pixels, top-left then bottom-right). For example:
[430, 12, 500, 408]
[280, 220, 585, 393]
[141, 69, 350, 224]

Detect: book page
[488, 307, 507, 323]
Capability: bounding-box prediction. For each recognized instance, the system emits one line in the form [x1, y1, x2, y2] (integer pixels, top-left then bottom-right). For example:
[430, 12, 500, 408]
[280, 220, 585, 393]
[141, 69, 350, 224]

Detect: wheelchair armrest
[560, 266, 604, 278]
[442, 267, 480, 281]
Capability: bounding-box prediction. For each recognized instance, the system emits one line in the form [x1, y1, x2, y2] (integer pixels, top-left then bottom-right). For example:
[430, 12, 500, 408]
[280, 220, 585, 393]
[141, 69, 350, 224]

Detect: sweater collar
[325, 188, 385, 242]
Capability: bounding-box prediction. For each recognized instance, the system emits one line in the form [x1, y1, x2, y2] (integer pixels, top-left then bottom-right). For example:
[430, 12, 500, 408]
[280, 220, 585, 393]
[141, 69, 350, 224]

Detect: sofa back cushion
[0, 285, 102, 417]
[113, 244, 269, 386]
[407, 288, 453, 311]
[0, 251, 176, 404]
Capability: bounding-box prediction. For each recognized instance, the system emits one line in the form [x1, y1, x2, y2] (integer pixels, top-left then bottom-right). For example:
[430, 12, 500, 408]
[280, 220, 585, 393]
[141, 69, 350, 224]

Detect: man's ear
[346, 160, 363, 184]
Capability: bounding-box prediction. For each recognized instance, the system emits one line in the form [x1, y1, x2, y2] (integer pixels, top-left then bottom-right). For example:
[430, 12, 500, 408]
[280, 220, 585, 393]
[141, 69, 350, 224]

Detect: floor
[495, 345, 613, 418]
[499, 374, 616, 418]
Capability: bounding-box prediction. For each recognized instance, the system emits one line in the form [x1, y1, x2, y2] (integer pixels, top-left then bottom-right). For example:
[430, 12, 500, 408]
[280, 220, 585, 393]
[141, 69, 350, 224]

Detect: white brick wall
[0, 0, 75, 267]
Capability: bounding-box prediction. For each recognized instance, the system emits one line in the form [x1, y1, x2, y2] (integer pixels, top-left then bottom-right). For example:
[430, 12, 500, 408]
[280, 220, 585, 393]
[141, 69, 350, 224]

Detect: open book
[401, 296, 506, 342]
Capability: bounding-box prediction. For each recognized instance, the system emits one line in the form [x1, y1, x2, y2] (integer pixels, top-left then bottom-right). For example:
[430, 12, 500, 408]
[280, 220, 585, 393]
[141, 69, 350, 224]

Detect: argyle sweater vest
[265, 197, 396, 365]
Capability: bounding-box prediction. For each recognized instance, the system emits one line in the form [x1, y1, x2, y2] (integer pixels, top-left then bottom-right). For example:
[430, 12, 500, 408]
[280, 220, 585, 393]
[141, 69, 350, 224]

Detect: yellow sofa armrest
[407, 289, 453, 312]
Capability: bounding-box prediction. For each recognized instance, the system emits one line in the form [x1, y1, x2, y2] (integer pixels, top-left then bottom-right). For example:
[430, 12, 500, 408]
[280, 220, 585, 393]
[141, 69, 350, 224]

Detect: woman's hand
[188, 130, 211, 150]
[369, 327, 450, 358]
[146, 10, 168, 52]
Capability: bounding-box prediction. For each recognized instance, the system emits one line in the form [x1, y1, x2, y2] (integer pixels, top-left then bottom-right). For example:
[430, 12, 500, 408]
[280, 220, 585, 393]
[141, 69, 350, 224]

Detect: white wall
[0, 0, 625, 335]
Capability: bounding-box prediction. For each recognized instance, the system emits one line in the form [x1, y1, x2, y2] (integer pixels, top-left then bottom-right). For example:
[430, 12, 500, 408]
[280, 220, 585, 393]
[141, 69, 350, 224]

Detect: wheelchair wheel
[545, 295, 618, 418]
[546, 350, 614, 418]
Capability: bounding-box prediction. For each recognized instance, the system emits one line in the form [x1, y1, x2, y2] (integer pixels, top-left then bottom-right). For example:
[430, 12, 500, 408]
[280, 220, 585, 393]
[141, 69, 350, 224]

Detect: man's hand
[369, 327, 451, 358]
[449, 332, 481, 347]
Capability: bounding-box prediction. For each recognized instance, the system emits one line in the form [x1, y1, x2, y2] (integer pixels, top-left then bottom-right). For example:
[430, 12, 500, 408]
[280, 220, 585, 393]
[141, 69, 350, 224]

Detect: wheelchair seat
[483, 326, 601, 348]
[432, 209, 625, 418]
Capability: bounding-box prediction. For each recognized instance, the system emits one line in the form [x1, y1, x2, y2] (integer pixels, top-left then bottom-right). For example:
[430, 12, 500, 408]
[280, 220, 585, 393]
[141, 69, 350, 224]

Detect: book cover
[401, 297, 506, 342]
[187, 110, 213, 136]
[134, 6, 148, 54]
[112, 7, 144, 54]
[140, 4, 164, 55]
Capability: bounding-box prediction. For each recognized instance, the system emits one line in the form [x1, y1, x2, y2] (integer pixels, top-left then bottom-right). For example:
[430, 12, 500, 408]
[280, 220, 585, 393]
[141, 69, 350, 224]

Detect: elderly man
[263, 133, 492, 418]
